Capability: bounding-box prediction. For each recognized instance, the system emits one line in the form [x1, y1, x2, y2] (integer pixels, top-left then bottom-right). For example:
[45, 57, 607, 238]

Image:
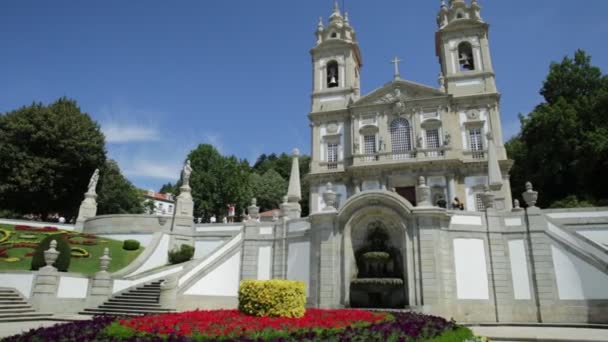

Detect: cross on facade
[391, 56, 402, 80]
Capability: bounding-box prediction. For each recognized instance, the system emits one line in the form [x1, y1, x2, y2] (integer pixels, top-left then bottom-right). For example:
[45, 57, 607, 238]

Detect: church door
[396, 187, 416, 206]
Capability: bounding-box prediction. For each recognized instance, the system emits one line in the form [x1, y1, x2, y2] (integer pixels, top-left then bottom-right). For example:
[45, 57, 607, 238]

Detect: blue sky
[1, 1, 607, 191]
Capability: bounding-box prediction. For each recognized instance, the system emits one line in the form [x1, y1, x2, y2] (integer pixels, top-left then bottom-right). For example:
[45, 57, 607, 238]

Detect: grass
[0, 223, 144, 274]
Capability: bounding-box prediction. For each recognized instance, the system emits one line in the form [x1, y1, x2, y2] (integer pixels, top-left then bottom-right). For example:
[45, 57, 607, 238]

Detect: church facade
[307, 0, 511, 214]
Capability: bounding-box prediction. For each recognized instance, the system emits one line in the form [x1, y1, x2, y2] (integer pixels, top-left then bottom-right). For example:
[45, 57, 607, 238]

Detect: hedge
[238, 280, 306, 318]
[30, 233, 71, 272]
[122, 239, 140, 251]
[168, 244, 194, 264]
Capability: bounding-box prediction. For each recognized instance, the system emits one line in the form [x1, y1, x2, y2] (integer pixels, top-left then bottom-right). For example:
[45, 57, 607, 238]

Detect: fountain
[350, 221, 406, 308]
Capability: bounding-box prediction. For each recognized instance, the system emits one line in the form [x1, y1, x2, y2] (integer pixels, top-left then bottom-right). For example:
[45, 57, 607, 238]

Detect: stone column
[87, 247, 113, 308]
[309, 210, 340, 309]
[31, 241, 61, 312]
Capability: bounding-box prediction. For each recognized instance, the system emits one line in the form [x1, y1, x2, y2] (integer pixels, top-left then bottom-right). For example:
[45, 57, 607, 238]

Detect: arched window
[458, 42, 475, 71]
[390, 118, 413, 159]
[327, 60, 339, 88]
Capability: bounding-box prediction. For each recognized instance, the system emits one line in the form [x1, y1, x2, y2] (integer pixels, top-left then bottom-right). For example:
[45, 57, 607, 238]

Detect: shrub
[122, 239, 140, 251]
[239, 280, 306, 318]
[30, 233, 71, 271]
[168, 244, 194, 264]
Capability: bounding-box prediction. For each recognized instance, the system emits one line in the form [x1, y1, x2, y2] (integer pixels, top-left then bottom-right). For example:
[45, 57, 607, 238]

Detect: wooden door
[396, 186, 416, 206]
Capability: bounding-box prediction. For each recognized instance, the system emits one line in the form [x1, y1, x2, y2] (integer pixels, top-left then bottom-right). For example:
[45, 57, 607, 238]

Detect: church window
[327, 60, 339, 88]
[458, 42, 475, 71]
[390, 118, 413, 159]
[327, 142, 339, 169]
[425, 128, 441, 156]
[363, 134, 377, 161]
[331, 32, 338, 38]
[469, 127, 484, 159]
[475, 193, 485, 212]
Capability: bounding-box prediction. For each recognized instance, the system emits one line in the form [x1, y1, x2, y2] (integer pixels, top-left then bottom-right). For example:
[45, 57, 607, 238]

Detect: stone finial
[322, 182, 337, 211]
[248, 198, 260, 221]
[317, 17, 324, 31]
[286, 148, 302, 203]
[418, 176, 426, 186]
[522, 181, 538, 208]
[44, 240, 59, 267]
[486, 130, 503, 192]
[512, 199, 524, 212]
[99, 247, 111, 272]
[282, 195, 288, 204]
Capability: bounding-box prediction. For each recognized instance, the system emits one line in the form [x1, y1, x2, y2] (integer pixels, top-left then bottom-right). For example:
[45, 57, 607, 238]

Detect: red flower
[118, 309, 388, 338]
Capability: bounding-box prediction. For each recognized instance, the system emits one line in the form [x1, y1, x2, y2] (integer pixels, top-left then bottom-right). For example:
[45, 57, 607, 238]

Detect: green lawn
[0, 223, 144, 274]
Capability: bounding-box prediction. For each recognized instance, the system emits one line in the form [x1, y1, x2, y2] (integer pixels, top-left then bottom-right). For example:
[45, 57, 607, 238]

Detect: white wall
[194, 239, 227, 259]
[287, 241, 310, 296]
[57, 276, 89, 298]
[127, 234, 170, 277]
[552, 245, 608, 300]
[0, 273, 34, 298]
[257, 246, 272, 280]
[577, 230, 608, 250]
[97, 234, 155, 248]
[508, 240, 532, 300]
[453, 238, 489, 300]
[184, 251, 241, 296]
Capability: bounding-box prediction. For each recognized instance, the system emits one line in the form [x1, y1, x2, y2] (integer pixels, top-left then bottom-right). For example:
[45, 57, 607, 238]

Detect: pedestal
[87, 270, 113, 308]
[31, 266, 60, 312]
[75, 192, 97, 231]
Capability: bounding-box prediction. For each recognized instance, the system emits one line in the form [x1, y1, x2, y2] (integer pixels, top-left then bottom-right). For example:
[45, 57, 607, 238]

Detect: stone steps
[80, 280, 172, 316]
[0, 288, 53, 322]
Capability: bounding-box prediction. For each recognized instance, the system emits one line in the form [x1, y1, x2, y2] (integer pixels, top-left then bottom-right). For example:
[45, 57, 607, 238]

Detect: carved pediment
[352, 79, 447, 107]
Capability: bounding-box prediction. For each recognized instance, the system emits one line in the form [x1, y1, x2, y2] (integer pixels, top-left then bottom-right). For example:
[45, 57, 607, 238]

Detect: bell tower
[435, 0, 497, 96]
[310, 1, 362, 112]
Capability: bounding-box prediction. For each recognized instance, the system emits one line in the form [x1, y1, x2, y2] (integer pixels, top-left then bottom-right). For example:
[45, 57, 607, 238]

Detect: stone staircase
[0, 287, 52, 322]
[80, 280, 174, 316]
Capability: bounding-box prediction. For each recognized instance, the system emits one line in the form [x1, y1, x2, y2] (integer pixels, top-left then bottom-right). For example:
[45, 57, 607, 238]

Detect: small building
[142, 190, 175, 216]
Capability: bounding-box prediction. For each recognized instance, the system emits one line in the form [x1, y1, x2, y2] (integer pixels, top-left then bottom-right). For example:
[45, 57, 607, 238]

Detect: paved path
[471, 325, 608, 341]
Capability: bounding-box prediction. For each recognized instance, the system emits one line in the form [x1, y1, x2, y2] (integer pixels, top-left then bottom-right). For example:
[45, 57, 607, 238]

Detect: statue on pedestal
[182, 160, 192, 188]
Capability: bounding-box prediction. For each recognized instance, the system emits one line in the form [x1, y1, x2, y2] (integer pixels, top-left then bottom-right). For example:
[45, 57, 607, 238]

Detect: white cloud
[102, 123, 160, 143]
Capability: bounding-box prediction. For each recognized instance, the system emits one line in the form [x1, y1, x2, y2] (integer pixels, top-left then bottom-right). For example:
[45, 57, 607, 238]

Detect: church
[307, 0, 511, 214]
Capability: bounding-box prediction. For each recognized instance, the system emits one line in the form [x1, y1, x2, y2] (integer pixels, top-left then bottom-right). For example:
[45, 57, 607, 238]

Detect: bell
[329, 75, 338, 86]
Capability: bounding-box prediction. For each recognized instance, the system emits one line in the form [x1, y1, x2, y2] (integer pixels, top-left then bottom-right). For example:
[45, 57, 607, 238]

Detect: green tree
[506, 50, 608, 207]
[96, 160, 145, 215]
[158, 182, 176, 195]
[252, 152, 311, 216]
[250, 169, 288, 212]
[186, 144, 252, 221]
[0, 98, 106, 219]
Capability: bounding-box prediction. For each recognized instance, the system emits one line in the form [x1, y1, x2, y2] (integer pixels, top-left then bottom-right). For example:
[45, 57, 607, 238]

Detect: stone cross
[391, 56, 402, 80]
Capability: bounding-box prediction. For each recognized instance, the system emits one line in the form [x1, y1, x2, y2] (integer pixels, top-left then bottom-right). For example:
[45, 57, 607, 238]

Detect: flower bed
[3, 310, 476, 341]
[14, 225, 58, 232]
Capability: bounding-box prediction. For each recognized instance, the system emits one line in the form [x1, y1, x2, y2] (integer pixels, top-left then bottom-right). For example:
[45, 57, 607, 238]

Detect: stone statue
[443, 132, 451, 146]
[416, 134, 423, 148]
[437, 72, 445, 90]
[182, 160, 192, 187]
[87, 169, 100, 194]
[418, 176, 426, 186]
